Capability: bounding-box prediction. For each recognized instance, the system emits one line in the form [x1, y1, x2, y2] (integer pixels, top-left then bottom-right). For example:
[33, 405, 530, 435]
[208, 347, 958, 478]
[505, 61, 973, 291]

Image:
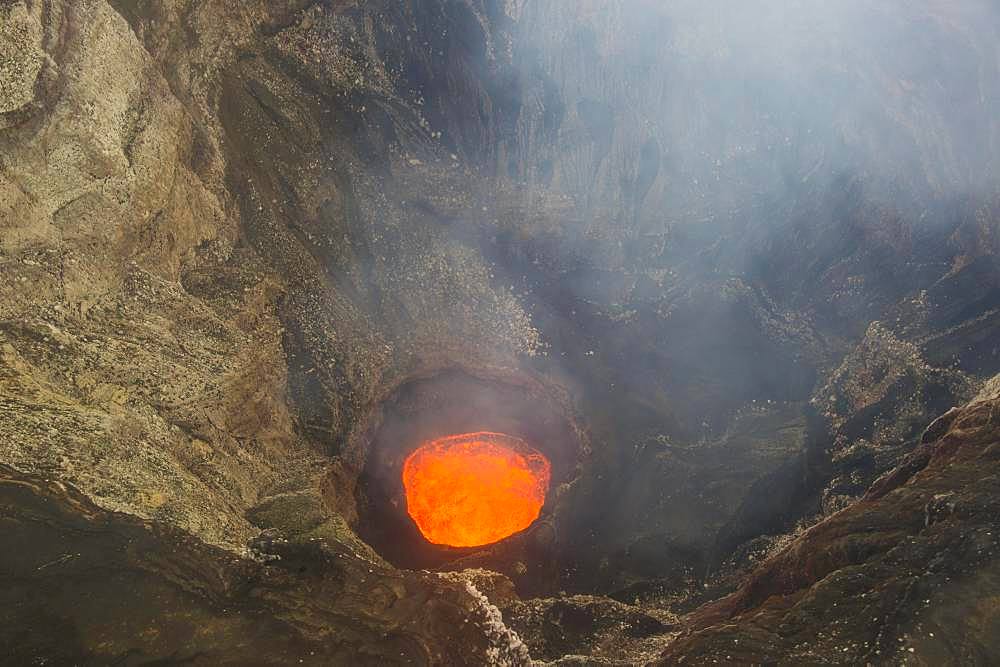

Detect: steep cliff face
[0, 0, 312, 551]
[2, 0, 1000, 663]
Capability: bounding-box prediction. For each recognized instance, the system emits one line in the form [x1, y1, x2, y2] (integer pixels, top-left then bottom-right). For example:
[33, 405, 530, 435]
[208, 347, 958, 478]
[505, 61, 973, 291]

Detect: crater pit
[353, 371, 585, 592]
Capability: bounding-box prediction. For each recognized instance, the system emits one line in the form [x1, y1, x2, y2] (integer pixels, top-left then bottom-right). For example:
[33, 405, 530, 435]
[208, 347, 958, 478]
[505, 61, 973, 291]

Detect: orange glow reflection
[402, 432, 551, 548]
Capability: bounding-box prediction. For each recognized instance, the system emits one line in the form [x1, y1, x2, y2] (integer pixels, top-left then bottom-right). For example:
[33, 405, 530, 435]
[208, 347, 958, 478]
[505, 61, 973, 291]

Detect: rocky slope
[658, 376, 1000, 665]
[0, 462, 529, 665]
[4, 376, 998, 663]
[2, 0, 1000, 663]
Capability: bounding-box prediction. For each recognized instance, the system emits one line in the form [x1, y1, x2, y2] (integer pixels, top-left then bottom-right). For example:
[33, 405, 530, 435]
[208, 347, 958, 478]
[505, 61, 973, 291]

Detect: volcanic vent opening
[354, 371, 584, 590]
[403, 432, 551, 548]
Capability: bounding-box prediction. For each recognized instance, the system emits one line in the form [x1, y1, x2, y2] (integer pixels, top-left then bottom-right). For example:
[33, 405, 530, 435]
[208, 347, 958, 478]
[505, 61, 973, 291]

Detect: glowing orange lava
[402, 432, 551, 548]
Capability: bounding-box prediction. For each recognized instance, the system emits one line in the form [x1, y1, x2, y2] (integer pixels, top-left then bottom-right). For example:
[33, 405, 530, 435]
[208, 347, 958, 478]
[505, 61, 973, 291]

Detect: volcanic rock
[2, 0, 1000, 664]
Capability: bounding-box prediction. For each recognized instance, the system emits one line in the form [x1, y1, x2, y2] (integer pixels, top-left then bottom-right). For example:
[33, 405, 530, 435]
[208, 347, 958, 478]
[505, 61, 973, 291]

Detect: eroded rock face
[0, 0, 317, 552]
[0, 2, 44, 118]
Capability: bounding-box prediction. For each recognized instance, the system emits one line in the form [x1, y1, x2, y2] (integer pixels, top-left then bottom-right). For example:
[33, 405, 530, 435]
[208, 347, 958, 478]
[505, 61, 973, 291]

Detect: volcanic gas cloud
[402, 432, 551, 548]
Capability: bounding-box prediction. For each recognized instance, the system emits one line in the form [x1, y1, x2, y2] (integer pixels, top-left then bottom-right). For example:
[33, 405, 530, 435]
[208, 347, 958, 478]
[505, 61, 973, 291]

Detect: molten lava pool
[402, 432, 551, 548]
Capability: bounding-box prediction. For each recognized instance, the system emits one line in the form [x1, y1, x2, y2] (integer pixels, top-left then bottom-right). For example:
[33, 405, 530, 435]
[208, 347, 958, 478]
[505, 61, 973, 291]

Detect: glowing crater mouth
[402, 432, 551, 548]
